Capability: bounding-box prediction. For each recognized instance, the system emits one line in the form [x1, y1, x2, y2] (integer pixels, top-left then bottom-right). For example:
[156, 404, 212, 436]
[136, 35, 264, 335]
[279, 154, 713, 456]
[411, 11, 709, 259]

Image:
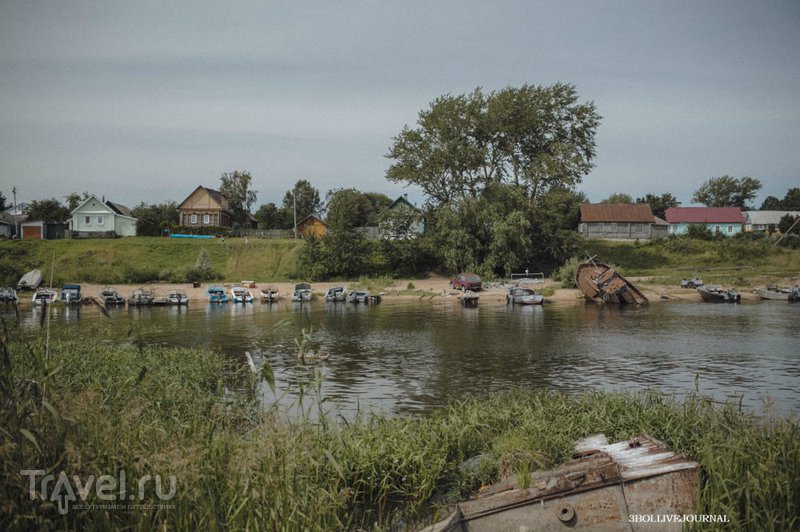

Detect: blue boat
[207, 286, 229, 303]
[60, 284, 82, 304]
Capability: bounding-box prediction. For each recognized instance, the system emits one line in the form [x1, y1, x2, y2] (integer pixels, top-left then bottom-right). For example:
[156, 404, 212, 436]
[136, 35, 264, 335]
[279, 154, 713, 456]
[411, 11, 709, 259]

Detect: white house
[744, 210, 800, 232]
[70, 194, 137, 237]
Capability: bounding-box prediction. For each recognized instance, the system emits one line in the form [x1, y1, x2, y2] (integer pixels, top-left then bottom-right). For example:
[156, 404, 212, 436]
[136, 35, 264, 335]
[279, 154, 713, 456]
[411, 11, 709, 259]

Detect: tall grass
[1, 325, 797, 530]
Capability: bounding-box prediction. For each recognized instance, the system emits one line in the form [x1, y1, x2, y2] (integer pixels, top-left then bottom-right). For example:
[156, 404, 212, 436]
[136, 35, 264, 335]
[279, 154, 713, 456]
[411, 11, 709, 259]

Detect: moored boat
[231, 286, 254, 303]
[506, 286, 543, 305]
[755, 285, 793, 300]
[60, 284, 82, 304]
[347, 290, 370, 304]
[325, 286, 346, 302]
[128, 288, 154, 306]
[167, 289, 189, 305]
[291, 283, 313, 302]
[99, 286, 125, 306]
[575, 258, 647, 305]
[0, 287, 17, 303]
[32, 288, 57, 305]
[207, 286, 229, 303]
[460, 290, 479, 307]
[789, 286, 800, 303]
[17, 269, 43, 291]
[698, 285, 741, 303]
[260, 287, 280, 303]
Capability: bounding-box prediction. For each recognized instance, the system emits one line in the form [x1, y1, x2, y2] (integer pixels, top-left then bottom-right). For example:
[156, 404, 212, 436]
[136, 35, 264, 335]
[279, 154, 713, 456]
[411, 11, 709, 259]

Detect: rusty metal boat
[576, 258, 647, 305]
[422, 434, 699, 531]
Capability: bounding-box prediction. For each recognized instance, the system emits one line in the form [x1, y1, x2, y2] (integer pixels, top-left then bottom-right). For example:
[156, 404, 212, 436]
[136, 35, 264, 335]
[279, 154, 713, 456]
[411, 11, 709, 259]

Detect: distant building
[578, 203, 667, 240]
[295, 215, 327, 238]
[744, 210, 800, 232]
[664, 207, 744, 236]
[69, 194, 137, 237]
[178, 186, 232, 227]
[0, 213, 14, 238]
[2, 202, 29, 238]
[21, 220, 66, 240]
[381, 195, 425, 239]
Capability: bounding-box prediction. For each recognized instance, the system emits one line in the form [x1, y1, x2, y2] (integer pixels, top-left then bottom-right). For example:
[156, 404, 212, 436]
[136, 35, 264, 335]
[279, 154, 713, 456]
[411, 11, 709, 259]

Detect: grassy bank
[1, 328, 797, 530]
[0, 237, 303, 286]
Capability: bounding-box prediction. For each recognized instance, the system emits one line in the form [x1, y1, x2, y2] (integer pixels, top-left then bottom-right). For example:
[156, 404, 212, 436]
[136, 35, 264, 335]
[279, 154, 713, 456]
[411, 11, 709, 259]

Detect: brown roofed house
[578, 203, 668, 240]
[178, 186, 232, 228]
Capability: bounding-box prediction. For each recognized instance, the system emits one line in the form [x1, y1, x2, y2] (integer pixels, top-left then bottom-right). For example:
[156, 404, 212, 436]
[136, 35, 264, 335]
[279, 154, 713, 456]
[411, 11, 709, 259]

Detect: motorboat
[99, 286, 125, 306]
[291, 283, 313, 302]
[231, 286, 254, 303]
[260, 287, 280, 303]
[347, 290, 370, 304]
[0, 287, 17, 303]
[207, 286, 229, 303]
[32, 288, 57, 305]
[698, 285, 741, 303]
[167, 289, 189, 305]
[324, 286, 346, 302]
[755, 284, 794, 300]
[17, 269, 43, 291]
[60, 284, 82, 304]
[128, 288, 154, 306]
[506, 286, 544, 305]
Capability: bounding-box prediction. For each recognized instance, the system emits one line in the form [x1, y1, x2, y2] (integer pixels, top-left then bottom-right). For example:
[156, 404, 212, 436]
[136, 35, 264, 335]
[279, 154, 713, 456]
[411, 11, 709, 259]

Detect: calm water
[3, 299, 799, 416]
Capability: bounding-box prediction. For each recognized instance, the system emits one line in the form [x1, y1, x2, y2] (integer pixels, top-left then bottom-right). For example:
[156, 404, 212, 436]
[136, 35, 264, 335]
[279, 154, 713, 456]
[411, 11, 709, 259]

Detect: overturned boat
[17, 269, 43, 291]
[576, 259, 647, 305]
[423, 434, 699, 532]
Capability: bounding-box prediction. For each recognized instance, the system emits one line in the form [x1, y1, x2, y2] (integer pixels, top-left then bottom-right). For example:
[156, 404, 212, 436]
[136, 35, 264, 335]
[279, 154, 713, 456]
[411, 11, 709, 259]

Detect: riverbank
[2, 336, 797, 530]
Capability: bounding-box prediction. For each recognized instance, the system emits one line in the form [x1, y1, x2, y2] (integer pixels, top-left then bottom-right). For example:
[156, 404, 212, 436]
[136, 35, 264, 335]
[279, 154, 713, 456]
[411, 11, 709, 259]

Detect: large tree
[282, 180, 321, 224]
[386, 83, 600, 205]
[25, 198, 70, 223]
[254, 203, 285, 230]
[692, 176, 762, 209]
[0, 190, 6, 212]
[635, 193, 680, 219]
[132, 202, 179, 236]
[220, 171, 257, 227]
[65, 191, 90, 211]
[760, 187, 800, 211]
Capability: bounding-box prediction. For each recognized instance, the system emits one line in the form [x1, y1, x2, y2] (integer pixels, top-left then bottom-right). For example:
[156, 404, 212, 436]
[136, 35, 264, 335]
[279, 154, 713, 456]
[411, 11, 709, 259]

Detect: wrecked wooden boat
[576, 259, 647, 305]
[422, 434, 699, 532]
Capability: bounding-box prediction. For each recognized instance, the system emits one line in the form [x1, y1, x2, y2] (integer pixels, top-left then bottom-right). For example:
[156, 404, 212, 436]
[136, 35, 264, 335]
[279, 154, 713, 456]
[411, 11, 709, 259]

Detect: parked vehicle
[347, 290, 370, 304]
[450, 273, 482, 291]
[260, 287, 280, 303]
[32, 288, 57, 305]
[98, 286, 125, 306]
[17, 269, 43, 291]
[128, 288, 154, 306]
[291, 283, 313, 302]
[167, 289, 189, 305]
[325, 286, 346, 302]
[576, 258, 647, 305]
[0, 287, 17, 303]
[231, 286, 254, 303]
[698, 285, 741, 303]
[755, 284, 794, 300]
[207, 286, 229, 303]
[506, 286, 544, 305]
[60, 284, 82, 304]
[680, 277, 704, 289]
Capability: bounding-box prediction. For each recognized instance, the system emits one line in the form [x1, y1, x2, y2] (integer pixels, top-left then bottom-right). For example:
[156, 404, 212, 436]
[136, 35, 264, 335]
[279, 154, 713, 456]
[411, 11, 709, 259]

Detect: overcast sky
[1, 0, 798, 210]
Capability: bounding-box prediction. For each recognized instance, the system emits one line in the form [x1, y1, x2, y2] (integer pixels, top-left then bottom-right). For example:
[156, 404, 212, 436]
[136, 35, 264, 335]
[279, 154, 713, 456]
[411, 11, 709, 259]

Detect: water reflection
[4, 299, 799, 417]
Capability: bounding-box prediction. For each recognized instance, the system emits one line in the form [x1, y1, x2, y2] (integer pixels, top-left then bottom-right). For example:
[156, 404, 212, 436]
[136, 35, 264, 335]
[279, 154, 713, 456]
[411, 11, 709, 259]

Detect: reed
[1, 327, 797, 530]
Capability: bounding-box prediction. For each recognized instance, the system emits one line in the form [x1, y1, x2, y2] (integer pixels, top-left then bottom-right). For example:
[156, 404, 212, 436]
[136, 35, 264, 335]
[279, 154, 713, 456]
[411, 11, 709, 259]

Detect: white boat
[347, 290, 370, 304]
[506, 286, 544, 305]
[167, 289, 189, 305]
[260, 287, 280, 302]
[325, 286, 346, 302]
[99, 286, 125, 306]
[756, 285, 794, 300]
[32, 288, 57, 305]
[17, 269, 43, 291]
[128, 288, 154, 306]
[231, 286, 254, 303]
[291, 283, 313, 302]
[0, 287, 17, 303]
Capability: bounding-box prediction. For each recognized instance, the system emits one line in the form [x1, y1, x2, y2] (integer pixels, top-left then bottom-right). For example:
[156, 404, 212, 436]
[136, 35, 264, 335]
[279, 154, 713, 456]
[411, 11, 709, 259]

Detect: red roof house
[664, 207, 745, 236]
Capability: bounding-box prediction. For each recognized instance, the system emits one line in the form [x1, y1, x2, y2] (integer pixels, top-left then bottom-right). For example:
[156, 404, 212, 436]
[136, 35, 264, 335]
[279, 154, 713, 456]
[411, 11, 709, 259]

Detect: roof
[652, 215, 669, 226]
[178, 185, 230, 211]
[387, 195, 420, 211]
[745, 210, 800, 225]
[71, 194, 137, 220]
[295, 214, 326, 227]
[664, 207, 745, 224]
[106, 201, 132, 216]
[579, 203, 655, 223]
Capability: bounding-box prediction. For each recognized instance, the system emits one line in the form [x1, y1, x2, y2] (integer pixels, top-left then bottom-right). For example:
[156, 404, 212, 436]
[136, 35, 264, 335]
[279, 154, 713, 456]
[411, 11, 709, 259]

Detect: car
[680, 277, 704, 289]
[450, 273, 482, 291]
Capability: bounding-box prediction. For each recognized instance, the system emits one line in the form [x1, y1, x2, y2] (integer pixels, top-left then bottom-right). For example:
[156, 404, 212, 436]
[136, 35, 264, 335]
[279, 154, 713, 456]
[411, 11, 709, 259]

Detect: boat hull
[698, 286, 741, 303]
[575, 261, 647, 305]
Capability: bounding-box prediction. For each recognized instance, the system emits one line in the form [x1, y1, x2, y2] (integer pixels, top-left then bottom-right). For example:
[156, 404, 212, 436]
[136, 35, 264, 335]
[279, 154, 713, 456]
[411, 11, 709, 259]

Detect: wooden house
[178, 186, 232, 227]
[578, 204, 667, 240]
[380, 194, 424, 239]
[295, 215, 327, 238]
[664, 207, 744, 236]
[69, 194, 137, 237]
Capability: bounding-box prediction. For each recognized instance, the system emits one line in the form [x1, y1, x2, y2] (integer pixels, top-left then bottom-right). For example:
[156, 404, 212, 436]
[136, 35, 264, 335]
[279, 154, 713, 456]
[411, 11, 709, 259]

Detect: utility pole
[12, 187, 18, 239]
[292, 189, 297, 239]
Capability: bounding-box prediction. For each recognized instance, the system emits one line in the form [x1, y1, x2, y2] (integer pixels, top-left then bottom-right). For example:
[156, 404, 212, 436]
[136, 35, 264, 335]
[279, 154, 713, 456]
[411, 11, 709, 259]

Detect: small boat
[32, 288, 57, 305]
[99, 286, 125, 306]
[576, 258, 648, 305]
[0, 287, 17, 303]
[167, 289, 189, 305]
[755, 284, 794, 300]
[60, 284, 82, 304]
[347, 290, 370, 304]
[207, 286, 229, 303]
[260, 287, 280, 303]
[506, 286, 544, 305]
[231, 286, 254, 303]
[680, 277, 704, 288]
[291, 283, 313, 302]
[17, 269, 43, 291]
[324, 286, 346, 302]
[460, 290, 479, 307]
[698, 285, 741, 303]
[789, 286, 800, 303]
[128, 288, 154, 306]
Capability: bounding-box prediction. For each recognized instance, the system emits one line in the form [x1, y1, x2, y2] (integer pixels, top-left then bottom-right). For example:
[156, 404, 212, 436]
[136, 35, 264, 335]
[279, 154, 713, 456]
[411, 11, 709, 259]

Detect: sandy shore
[66, 274, 773, 305]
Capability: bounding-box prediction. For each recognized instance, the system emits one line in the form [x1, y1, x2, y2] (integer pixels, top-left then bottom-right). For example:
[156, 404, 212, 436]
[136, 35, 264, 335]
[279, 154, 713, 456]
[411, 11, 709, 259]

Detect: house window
[190, 214, 198, 224]
[728, 225, 733, 233]
[203, 214, 210, 225]
[714, 225, 720, 233]
[84, 216, 91, 225]
[97, 216, 104, 226]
